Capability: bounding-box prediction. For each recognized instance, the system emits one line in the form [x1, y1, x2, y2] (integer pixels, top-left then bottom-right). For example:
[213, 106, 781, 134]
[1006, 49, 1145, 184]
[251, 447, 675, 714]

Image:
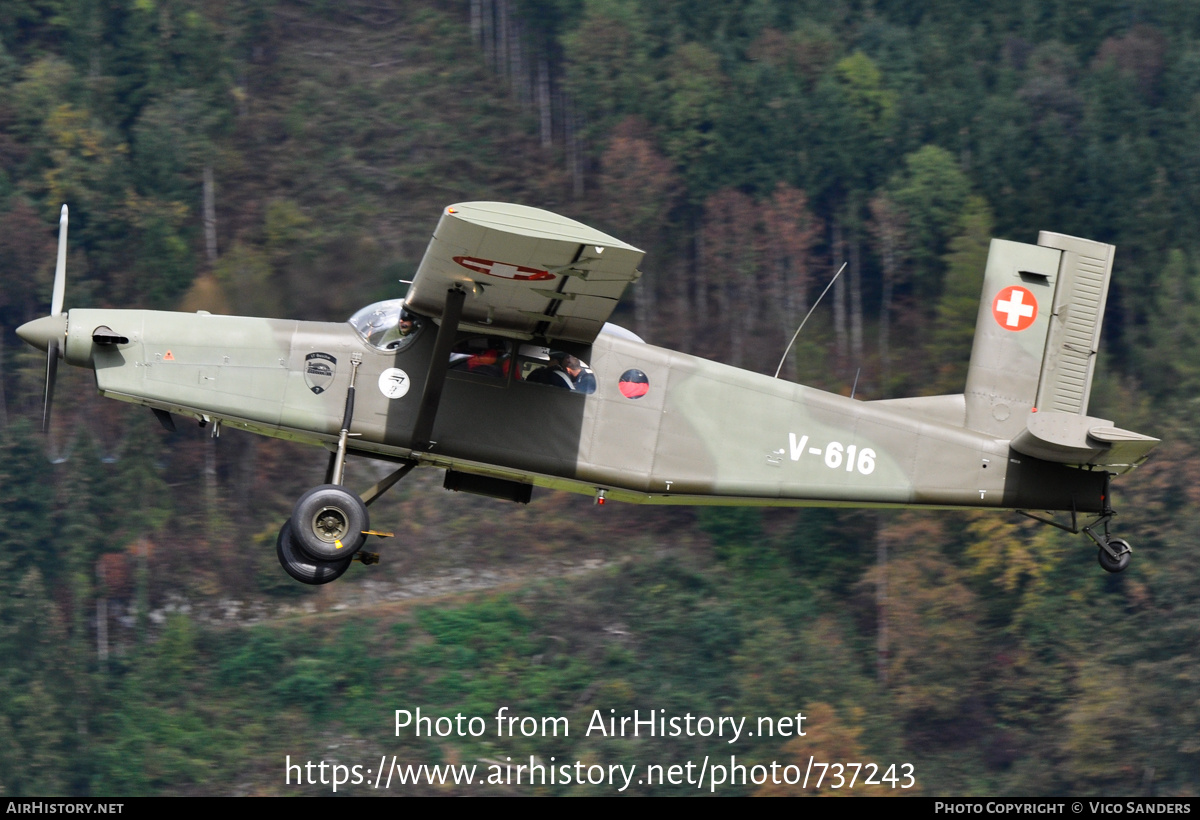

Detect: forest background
[0, 0, 1197, 797]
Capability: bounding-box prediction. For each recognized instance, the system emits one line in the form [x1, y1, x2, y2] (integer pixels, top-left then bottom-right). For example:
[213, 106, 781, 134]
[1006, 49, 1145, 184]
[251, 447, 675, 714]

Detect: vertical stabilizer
[963, 239, 1061, 437]
[1033, 232, 1114, 415]
[963, 233, 1115, 438]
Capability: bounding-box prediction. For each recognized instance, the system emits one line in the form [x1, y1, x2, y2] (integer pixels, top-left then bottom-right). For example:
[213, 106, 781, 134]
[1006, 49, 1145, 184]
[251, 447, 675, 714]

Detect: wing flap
[406, 202, 643, 344]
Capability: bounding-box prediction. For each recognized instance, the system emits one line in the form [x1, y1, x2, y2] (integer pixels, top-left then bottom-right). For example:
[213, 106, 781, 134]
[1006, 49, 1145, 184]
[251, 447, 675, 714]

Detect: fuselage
[40, 306, 1106, 514]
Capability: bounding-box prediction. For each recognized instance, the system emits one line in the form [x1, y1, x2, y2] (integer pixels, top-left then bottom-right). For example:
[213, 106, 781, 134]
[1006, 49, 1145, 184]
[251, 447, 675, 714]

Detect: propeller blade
[51, 204, 67, 316]
[42, 339, 58, 433]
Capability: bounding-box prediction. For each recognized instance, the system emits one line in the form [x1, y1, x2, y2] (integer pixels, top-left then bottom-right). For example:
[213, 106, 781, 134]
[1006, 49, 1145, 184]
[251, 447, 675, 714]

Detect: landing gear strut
[1080, 475, 1132, 574]
[274, 355, 415, 585]
[1019, 473, 1132, 574]
[1077, 511, 1132, 574]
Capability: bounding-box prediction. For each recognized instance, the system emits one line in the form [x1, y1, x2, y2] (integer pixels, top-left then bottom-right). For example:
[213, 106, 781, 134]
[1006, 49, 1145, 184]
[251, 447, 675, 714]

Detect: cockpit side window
[348, 299, 424, 352]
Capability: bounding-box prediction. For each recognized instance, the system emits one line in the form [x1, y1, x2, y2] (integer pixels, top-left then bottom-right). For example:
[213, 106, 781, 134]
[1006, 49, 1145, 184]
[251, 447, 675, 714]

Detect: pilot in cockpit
[349, 300, 424, 352]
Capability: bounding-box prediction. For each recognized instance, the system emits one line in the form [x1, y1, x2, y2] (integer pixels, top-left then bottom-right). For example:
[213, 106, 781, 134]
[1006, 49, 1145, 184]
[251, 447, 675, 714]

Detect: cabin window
[348, 300, 424, 352]
[618, 369, 649, 399]
[448, 336, 513, 379]
[516, 344, 596, 394]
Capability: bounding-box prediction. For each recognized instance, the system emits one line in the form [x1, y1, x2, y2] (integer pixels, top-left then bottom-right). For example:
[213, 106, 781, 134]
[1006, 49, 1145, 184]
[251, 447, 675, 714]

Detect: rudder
[1032, 232, 1114, 415]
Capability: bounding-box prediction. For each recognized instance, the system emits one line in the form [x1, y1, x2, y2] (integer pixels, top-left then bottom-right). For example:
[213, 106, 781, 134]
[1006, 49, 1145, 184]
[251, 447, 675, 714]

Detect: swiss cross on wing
[992, 286, 1038, 331]
[453, 256, 555, 281]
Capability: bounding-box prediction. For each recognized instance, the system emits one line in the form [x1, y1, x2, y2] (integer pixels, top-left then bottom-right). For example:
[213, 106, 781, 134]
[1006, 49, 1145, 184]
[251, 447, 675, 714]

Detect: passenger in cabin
[562, 354, 596, 394]
[527, 351, 597, 394]
[526, 352, 575, 389]
[449, 337, 511, 377]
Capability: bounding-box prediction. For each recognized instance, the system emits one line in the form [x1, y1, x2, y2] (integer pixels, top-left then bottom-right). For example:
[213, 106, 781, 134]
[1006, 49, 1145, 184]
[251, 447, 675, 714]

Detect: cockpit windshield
[348, 299, 425, 352]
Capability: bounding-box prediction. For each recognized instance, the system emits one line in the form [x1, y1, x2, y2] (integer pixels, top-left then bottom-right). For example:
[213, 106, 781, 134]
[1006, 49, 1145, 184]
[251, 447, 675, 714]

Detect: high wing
[404, 202, 644, 344]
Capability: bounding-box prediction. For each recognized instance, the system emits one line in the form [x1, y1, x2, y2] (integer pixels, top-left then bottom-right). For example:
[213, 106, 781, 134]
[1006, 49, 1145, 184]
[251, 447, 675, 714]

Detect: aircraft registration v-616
[17, 202, 1159, 584]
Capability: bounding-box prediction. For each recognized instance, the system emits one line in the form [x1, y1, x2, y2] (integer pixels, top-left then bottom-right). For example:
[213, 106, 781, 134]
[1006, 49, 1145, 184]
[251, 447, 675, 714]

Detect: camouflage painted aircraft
[17, 202, 1159, 584]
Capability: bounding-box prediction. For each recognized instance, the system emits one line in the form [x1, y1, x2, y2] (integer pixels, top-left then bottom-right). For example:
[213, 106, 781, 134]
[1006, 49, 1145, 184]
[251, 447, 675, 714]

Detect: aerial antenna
[850, 367, 861, 400]
[774, 262, 847, 379]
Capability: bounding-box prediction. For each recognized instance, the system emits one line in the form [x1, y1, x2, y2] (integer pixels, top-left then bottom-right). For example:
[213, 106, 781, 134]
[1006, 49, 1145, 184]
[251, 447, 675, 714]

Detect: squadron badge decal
[304, 352, 337, 394]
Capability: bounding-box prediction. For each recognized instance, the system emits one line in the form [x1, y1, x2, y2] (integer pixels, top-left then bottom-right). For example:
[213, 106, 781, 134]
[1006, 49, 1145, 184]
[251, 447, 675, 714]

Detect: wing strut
[411, 287, 466, 450]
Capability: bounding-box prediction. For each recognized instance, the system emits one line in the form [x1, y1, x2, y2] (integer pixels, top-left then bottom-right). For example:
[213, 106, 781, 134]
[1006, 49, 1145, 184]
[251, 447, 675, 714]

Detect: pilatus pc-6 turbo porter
[18, 203, 1159, 584]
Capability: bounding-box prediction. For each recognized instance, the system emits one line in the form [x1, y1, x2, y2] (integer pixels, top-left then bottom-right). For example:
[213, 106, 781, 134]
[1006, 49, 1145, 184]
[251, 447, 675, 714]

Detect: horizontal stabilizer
[1009, 411, 1158, 474]
[1086, 425, 1162, 473]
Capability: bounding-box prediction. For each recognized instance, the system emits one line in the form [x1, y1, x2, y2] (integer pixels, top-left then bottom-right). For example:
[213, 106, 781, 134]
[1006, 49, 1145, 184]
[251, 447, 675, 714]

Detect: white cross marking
[996, 289, 1034, 327]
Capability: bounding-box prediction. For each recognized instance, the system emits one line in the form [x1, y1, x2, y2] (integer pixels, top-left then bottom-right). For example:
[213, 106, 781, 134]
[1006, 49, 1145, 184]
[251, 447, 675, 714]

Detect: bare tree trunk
[746, 272, 758, 370]
[849, 224, 863, 371]
[831, 217, 848, 373]
[0, 331, 8, 430]
[794, 257, 808, 317]
[508, 10, 524, 100]
[834, 277, 847, 373]
[719, 275, 736, 366]
[778, 231, 813, 382]
[769, 256, 785, 331]
[470, 0, 482, 47]
[205, 434, 218, 525]
[565, 96, 583, 199]
[727, 275, 744, 368]
[768, 256, 789, 380]
[136, 538, 149, 644]
[693, 219, 708, 341]
[236, 433, 257, 517]
[497, 0, 509, 79]
[879, 273, 894, 396]
[869, 195, 903, 398]
[538, 57, 552, 148]
[634, 275, 654, 340]
[482, 0, 494, 71]
[203, 164, 218, 266]
[876, 521, 889, 686]
[96, 559, 108, 671]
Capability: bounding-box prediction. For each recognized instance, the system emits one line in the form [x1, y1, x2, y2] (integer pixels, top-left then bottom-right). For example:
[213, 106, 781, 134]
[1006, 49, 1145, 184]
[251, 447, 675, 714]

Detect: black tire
[291, 484, 370, 562]
[1098, 538, 1132, 573]
[276, 519, 353, 585]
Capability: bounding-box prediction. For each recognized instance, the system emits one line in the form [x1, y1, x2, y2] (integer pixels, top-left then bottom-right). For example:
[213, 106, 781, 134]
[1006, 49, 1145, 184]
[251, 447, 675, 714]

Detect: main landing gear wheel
[1097, 538, 1132, 574]
[276, 519, 354, 585]
[291, 484, 370, 562]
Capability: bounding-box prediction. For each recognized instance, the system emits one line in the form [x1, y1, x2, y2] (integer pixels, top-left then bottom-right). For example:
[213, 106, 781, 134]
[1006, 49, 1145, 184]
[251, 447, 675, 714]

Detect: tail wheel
[1098, 538, 1132, 573]
[276, 519, 353, 585]
[291, 484, 370, 562]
